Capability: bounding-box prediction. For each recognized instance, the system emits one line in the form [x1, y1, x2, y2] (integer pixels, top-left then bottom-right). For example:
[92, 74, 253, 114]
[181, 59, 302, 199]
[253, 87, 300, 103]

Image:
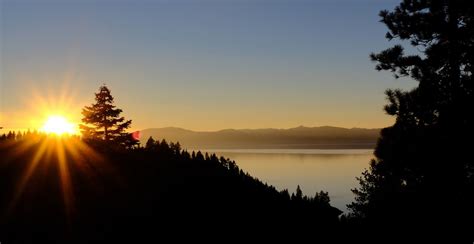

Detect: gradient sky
[0, 0, 416, 131]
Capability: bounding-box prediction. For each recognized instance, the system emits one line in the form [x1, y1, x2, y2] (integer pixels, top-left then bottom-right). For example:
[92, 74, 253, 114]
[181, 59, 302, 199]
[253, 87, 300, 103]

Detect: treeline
[0, 131, 337, 207]
[0, 129, 336, 209]
[143, 136, 335, 204]
[0, 130, 80, 141]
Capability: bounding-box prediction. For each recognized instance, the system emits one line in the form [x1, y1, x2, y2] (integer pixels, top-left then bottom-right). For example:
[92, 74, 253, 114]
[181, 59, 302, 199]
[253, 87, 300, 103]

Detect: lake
[201, 149, 373, 213]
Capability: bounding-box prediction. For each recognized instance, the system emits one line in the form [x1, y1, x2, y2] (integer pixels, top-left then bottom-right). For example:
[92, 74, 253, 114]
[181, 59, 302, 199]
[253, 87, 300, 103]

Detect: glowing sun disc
[41, 115, 77, 135]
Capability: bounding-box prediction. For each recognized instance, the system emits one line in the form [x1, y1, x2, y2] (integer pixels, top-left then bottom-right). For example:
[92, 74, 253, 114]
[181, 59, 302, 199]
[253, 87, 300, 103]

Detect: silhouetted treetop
[370, 0, 473, 126]
[80, 85, 134, 146]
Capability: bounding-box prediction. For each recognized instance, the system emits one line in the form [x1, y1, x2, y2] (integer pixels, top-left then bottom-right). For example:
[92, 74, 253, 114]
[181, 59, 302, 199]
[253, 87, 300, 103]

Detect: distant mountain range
[140, 126, 381, 149]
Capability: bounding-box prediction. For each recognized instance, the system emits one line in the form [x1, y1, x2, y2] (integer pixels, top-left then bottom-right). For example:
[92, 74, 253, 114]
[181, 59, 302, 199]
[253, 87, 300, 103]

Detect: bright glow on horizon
[41, 115, 77, 135]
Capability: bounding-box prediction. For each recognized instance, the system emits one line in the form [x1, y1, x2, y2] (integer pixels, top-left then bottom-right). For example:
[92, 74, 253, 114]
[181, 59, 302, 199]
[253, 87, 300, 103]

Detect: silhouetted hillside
[0, 133, 342, 243]
[140, 126, 380, 149]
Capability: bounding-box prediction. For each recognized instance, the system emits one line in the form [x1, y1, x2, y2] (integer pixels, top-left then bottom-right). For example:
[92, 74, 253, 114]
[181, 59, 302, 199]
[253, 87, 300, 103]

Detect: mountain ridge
[140, 126, 381, 149]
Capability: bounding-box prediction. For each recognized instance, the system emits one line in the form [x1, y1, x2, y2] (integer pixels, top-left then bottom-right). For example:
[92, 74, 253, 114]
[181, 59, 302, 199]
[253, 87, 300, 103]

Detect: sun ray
[5, 134, 115, 222]
[56, 139, 75, 218]
[18, 84, 82, 132]
[8, 138, 50, 213]
[64, 139, 101, 174]
[1, 138, 38, 165]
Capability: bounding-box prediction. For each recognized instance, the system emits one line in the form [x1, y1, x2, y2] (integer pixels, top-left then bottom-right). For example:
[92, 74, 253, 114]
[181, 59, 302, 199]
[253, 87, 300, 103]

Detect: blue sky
[0, 0, 415, 131]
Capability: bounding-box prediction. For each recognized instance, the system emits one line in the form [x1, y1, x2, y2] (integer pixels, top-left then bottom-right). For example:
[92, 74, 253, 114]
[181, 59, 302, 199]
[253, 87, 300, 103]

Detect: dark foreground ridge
[0, 134, 342, 243]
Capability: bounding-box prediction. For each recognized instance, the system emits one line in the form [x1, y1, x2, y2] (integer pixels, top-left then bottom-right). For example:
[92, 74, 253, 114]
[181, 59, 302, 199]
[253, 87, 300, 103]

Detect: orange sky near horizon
[0, 73, 403, 132]
[0, 83, 396, 133]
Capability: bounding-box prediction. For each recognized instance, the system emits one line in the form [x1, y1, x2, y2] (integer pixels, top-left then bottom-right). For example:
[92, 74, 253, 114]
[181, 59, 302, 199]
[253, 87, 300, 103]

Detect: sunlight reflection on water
[202, 149, 373, 213]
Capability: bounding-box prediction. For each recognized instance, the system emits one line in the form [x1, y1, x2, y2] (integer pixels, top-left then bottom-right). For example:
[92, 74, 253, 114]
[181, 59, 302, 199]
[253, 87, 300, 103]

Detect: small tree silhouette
[145, 136, 156, 150]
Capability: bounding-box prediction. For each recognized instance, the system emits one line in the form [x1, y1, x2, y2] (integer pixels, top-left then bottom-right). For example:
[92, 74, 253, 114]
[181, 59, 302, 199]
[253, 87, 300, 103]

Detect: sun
[41, 115, 78, 135]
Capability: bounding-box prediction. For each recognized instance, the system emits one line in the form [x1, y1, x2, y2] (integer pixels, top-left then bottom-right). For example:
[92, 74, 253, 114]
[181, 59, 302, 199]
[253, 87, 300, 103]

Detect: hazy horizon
[142, 124, 383, 131]
[2, 124, 383, 134]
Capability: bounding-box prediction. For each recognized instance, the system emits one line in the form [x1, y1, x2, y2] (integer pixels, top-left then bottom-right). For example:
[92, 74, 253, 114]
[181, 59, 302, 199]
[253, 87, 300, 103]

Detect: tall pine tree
[80, 85, 132, 143]
[349, 0, 474, 235]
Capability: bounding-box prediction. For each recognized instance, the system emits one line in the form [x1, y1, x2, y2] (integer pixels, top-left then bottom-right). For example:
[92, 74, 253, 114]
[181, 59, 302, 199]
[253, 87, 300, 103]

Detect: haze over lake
[201, 149, 373, 212]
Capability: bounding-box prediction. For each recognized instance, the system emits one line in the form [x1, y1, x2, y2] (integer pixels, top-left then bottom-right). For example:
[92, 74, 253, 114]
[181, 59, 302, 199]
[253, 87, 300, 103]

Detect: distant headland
[140, 126, 380, 149]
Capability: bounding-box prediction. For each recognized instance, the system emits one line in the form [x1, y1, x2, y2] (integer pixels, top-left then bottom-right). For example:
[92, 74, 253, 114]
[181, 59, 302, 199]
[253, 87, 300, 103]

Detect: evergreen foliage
[349, 1, 474, 240]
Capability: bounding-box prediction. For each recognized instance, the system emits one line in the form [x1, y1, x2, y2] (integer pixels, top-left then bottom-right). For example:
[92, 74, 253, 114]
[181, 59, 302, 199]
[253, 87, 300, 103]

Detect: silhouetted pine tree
[80, 85, 134, 146]
[313, 191, 330, 206]
[145, 136, 156, 150]
[6, 131, 15, 140]
[293, 185, 303, 201]
[349, 0, 474, 237]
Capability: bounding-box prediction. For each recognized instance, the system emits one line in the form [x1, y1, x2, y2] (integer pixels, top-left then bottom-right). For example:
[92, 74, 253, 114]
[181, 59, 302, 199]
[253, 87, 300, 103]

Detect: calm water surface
[202, 149, 373, 213]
